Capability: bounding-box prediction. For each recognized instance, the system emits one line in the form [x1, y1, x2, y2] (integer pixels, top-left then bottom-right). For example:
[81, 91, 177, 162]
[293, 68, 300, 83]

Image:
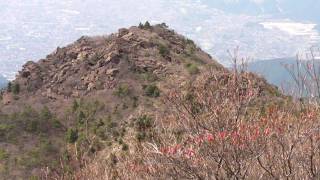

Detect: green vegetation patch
[113, 84, 131, 98]
[143, 84, 160, 97]
[66, 128, 78, 143]
[158, 44, 170, 57]
[0, 149, 9, 161]
[185, 63, 200, 75]
[134, 115, 154, 142]
[7, 82, 20, 94]
[138, 21, 152, 30]
[140, 72, 158, 82]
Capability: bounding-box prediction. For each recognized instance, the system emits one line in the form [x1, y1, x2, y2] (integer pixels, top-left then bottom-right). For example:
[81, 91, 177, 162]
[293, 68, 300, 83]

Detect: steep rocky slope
[2, 23, 224, 111]
[0, 23, 282, 179]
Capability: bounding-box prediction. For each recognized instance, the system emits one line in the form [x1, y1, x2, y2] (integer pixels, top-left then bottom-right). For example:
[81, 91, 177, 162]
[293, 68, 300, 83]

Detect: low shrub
[136, 132, 146, 142]
[135, 115, 153, 131]
[122, 144, 129, 151]
[158, 44, 170, 57]
[140, 72, 158, 82]
[185, 63, 199, 74]
[143, 84, 160, 97]
[66, 128, 78, 143]
[12, 83, 20, 95]
[114, 84, 130, 98]
[0, 149, 9, 160]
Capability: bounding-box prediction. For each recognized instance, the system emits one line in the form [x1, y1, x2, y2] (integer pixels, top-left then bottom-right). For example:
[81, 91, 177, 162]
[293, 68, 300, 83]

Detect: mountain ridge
[2, 23, 223, 107]
[0, 23, 283, 179]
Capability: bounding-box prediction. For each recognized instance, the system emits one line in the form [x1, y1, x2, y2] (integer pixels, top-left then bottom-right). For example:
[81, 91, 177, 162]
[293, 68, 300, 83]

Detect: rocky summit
[2, 23, 223, 106]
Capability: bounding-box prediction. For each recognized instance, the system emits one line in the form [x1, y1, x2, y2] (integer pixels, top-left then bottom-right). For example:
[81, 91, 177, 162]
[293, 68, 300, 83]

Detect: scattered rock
[118, 28, 129, 37]
[44, 88, 58, 99]
[87, 82, 95, 91]
[105, 51, 120, 63]
[106, 68, 119, 76]
[77, 52, 88, 61]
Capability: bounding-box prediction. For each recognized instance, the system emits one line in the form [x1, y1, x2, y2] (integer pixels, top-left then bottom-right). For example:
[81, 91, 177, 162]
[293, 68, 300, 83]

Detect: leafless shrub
[63, 50, 320, 180]
[283, 47, 320, 104]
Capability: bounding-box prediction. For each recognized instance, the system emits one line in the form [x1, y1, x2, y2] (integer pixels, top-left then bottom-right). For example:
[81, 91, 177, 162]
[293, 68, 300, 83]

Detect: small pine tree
[144, 21, 151, 29]
[138, 22, 144, 29]
[7, 82, 12, 92]
[12, 83, 20, 95]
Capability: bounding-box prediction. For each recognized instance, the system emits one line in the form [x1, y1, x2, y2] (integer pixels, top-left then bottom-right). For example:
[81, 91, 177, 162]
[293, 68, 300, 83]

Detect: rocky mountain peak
[4, 23, 222, 105]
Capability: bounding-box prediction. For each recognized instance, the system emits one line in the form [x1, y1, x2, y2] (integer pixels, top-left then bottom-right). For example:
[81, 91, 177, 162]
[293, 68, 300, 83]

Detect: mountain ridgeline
[0, 23, 284, 179]
[2, 23, 222, 106]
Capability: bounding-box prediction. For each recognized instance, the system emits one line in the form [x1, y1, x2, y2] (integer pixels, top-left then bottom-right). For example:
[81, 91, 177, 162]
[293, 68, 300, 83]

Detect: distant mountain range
[248, 58, 295, 86]
[248, 57, 320, 93]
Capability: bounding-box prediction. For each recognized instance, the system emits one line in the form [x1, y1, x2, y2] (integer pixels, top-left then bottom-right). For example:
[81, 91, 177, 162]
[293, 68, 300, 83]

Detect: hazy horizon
[0, 0, 319, 80]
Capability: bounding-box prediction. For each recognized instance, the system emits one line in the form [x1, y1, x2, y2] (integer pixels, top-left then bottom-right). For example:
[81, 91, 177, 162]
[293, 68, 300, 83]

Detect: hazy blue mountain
[248, 57, 320, 92]
[0, 75, 8, 89]
[248, 58, 299, 90]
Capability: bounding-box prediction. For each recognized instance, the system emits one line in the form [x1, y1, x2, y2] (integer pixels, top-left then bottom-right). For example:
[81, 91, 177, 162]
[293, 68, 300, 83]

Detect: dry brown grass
[63, 65, 320, 180]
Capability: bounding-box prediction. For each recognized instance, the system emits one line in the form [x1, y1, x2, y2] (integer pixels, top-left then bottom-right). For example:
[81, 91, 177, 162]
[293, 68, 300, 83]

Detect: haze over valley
[1, 0, 319, 80]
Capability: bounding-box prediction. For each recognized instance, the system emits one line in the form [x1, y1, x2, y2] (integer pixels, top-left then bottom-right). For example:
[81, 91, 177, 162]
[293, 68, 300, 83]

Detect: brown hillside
[0, 23, 285, 179]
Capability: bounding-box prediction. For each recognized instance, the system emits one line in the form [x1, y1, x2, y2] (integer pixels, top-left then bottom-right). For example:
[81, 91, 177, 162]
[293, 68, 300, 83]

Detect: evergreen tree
[138, 22, 144, 29]
[12, 83, 20, 95]
[144, 21, 151, 29]
[7, 82, 12, 92]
